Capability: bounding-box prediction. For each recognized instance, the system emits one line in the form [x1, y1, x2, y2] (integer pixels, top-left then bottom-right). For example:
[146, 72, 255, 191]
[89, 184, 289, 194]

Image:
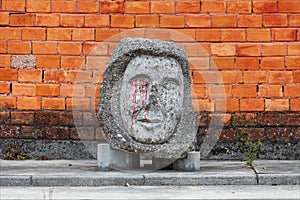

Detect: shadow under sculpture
[98, 38, 198, 171]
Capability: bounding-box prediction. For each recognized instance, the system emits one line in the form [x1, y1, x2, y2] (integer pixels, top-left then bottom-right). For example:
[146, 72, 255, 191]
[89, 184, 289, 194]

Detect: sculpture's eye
[162, 79, 179, 91]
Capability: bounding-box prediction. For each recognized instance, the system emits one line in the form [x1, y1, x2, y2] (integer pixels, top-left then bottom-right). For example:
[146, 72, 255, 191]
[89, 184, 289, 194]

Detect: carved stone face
[120, 55, 184, 144]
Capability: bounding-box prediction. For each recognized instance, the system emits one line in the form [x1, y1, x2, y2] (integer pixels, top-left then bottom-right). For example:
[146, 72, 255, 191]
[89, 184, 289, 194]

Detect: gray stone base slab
[1, 160, 299, 187]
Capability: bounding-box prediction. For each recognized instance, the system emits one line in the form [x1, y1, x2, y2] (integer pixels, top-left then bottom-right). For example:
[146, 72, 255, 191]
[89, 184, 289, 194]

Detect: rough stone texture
[11, 55, 36, 69]
[98, 38, 196, 159]
[172, 151, 200, 171]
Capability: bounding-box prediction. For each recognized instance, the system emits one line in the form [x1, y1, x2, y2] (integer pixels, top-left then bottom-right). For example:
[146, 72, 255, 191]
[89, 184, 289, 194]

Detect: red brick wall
[0, 0, 299, 158]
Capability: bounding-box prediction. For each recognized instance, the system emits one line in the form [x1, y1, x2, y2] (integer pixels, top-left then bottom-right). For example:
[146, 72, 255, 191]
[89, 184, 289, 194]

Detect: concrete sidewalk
[1, 160, 299, 186]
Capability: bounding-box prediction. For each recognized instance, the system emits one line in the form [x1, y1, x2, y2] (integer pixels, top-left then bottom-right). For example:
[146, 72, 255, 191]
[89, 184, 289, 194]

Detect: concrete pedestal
[172, 151, 201, 171]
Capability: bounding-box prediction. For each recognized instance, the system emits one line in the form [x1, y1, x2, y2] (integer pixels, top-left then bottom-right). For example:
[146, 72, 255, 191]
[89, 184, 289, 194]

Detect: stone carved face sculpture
[120, 55, 184, 144]
[99, 38, 196, 159]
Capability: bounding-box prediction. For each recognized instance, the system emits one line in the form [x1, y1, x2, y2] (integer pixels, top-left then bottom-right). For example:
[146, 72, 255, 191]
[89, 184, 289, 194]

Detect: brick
[176, 1, 200, 13]
[278, 1, 300, 13]
[52, 1, 76, 13]
[86, 56, 109, 70]
[244, 71, 268, 83]
[262, 44, 287, 56]
[77, 0, 98, 13]
[85, 15, 109, 27]
[294, 71, 300, 83]
[10, 14, 34, 26]
[236, 44, 260, 56]
[227, 1, 251, 14]
[208, 85, 232, 98]
[160, 16, 184, 28]
[22, 28, 46, 41]
[100, 1, 124, 13]
[0, 68, 17, 81]
[0, 55, 11, 67]
[264, 14, 287, 27]
[258, 85, 282, 97]
[73, 28, 95, 41]
[253, 1, 277, 13]
[136, 15, 159, 28]
[125, 1, 149, 14]
[60, 14, 84, 27]
[69, 70, 93, 83]
[191, 84, 206, 99]
[201, 1, 226, 13]
[211, 44, 235, 56]
[36, 84, 60, 97]
[212, 15, 236, 27]
[286, 57, 300, 70]
[36, 56, 60, 68]
[238, 15, 262, 27]
[66, 98, 91, 110]
[20, 126, 44, 139]
[19, 69, 42, 82]
[233, 85, 257, 98]
[0, 28, 21, 40]
[257, 113, 282, 126]
[247, 29, 270, 41]
[61, 84, 85, 97]
[272, 29, 297, 41]
[62, 56, 85, 69]
[0, 41, 6, 53]
[151, 1, 175, 14]
[36, 14, 60, 26]
[27, 0, 50, 12]
[32, 42, 57, 55]
[37, 111, 61, 125]
[0, 97, 16, 109]
[0, 12, 9, 25]
[1, 0, 25, 11]
[45, 126, 69, 139]
[58, 42, 81, 55]
[11, 112, 34, 125]
[95, 29, 120, 41]
[189, 57, 209, 70]
[266, 128, 291, 141]
[288, 43, 300, 56]
[288, 14, 300, 27]
[222, 29, 245, 41]
[111, 15, 134, 28]
[270, 71, 293, 83]
[47, 28, 72, 41]
[0, 82, 10, 94]
[291, 99, 300, 111]
[82, 42, 108, 55]
[196, 29, 220, 42]
[144, 29, 171, 41]
[211, 57, 235, 70]
[192, 100, 214, 112]
[44, 70, 68, 83]
[284, 85, 300, 97]
[235, 57, 259, 70]
[12, 83, 35, 96]
[215, 99, 239, 112]
[42, 98, 65, 110]
[186, 15, 210, 28]
[220, 71, 243, 84]
[261, 57, 284, 70]
[185, 43, 210, 57]
[8, 42, 31, 54]
[240, 99, 264, 112]
[266, 99, 289, 112]
[193, 71, 218, 84]
[170, 29, 195, 41]
[17, 97, 40, 110]
[0, 125, 19, 138]
[85, 85, 100, 97]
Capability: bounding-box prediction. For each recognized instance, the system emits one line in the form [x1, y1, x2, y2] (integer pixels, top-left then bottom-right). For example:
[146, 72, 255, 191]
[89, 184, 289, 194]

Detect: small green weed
[236, 128, 264, 166]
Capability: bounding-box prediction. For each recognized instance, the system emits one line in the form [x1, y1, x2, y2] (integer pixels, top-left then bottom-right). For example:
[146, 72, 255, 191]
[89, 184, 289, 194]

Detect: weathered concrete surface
[1, 185, 299, 200]
[0, 160, 299, 186]
[253, 160, 300, 185]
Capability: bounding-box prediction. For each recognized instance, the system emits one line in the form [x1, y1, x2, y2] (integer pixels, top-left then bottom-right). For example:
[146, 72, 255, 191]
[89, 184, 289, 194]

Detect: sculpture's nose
[146, 84, 160, 109]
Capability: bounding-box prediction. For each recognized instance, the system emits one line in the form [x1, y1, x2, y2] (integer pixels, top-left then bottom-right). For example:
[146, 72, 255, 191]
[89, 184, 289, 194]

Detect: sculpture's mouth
[137, 118, 163, 129]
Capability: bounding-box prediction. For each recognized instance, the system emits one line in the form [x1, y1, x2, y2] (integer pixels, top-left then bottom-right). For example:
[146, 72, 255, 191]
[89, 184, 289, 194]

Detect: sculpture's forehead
[124, 55, 183, 81]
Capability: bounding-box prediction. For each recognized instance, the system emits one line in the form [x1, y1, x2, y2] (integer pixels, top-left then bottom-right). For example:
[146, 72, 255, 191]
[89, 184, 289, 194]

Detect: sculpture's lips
[137, 118, 162, 124]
